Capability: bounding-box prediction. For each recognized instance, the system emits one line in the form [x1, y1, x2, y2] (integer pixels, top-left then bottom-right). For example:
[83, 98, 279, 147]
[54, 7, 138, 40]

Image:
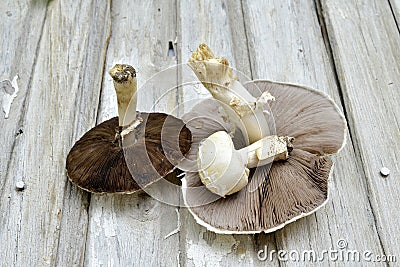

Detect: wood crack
[314, 0, 389, 261]
[9, 1, 51, 265]
[313, 0, 354, 140]
[0, 1, 49, 202]
[240, 0, 282, 259]
[388, 0, 400, 36]
[271, 231, 282, 267]
[80, 0, 113, 264]
[95, 2, 113, 126]
[238, 0, 253, 79]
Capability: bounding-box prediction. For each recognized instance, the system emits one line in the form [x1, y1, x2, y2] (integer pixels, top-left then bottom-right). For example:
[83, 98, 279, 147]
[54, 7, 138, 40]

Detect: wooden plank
[0, 0, 111, 265]
[389, 0, 400, 26]
[1, 0, 397, 265]
[0, 0, 47, 202]
[55, 1, 112, 266]
[242, 0, 385, 265]
[0, 0, 48, 264]
[177, 0, 280, 266]
[322, 0, 400, 260]
[84, 1, 182, 266]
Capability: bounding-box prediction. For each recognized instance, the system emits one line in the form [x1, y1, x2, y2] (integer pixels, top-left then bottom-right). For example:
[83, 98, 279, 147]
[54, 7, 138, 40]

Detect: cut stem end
[189, 44, 273, 144]
[109, 64, 138, 128]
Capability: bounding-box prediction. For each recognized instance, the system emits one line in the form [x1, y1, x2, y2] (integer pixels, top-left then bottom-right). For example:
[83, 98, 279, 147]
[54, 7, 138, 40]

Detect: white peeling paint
[187, 229, 239, 266]
[1, 75, 19, 119]
[164, 208, 180, 239]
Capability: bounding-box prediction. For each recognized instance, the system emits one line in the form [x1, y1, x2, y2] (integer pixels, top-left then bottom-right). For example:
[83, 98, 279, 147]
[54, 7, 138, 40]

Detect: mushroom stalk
[109, 64, 138, 128]
[241, 135, 294, 168]
[198, 131, 293, 197]
[189, 44, 274, 144]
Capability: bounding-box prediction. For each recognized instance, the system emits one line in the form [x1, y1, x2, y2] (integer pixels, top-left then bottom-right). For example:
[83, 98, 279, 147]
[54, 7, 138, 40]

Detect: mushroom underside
[182, 80, 345, 233]
[184, 149, 332, 233]
[66, 112, 192, 194]
[245, 80, 346, 156]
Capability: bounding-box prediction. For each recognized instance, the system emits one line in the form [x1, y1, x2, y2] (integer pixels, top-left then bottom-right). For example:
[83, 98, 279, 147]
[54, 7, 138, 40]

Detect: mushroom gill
[182, 80, 346, 233]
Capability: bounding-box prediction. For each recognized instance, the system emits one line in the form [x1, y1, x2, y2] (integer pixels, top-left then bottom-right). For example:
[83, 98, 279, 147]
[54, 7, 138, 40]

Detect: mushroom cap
[182, 80, 346, 233]
[66, 112, 192, 194]
[198, 131, 249, 197]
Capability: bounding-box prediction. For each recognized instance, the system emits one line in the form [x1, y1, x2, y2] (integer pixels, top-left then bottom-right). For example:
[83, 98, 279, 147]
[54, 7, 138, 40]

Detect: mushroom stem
[198, 131, 293, 197]
[239, 135, 294, 168]
[109, 64, 138, 128]
[189, 44, 274, 144]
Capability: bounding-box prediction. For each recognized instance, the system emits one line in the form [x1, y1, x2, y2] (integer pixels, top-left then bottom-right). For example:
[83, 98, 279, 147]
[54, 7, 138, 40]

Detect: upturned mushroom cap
[182, 80, 346, 233]
[66, 113, 192, 193]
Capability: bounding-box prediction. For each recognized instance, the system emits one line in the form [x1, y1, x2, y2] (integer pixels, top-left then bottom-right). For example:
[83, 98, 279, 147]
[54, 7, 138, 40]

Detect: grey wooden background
[1, 0, 399, 266]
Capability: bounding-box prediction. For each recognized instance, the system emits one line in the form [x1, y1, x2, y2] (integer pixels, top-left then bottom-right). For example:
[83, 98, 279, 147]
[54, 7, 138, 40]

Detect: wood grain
[390, 0, 400, 26]
[84, 1, 182, 266]
[0, 0, 49, 264]
[242, 0, 386, 265]
[0, 0, 47, 204]
[178, 0, 281, 266]
[1, 0, 399, 266]
[0, 0, 111, 265]
[322, 0, 400, 260]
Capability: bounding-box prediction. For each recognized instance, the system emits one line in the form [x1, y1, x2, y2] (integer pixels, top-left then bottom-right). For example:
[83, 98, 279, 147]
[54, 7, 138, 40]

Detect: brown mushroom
[182, 70, 345, 232]
[66, 64, 192, 193]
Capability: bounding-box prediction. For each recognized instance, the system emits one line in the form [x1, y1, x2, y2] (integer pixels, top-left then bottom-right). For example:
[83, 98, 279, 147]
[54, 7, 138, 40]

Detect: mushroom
[66, 64, 192, 193]
[198, 131, 293, 197]
[189, 44, 295, 197]
[189, 43, 275, 144]
[181, 44, 346, 233]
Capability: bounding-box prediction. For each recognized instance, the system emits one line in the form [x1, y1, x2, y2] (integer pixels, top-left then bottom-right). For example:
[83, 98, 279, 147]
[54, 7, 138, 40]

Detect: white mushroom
[188, 44, 292, 197]
[182, 77, 346, 233]
[189, 44, 275, 144]
[198, 131, 293, 197]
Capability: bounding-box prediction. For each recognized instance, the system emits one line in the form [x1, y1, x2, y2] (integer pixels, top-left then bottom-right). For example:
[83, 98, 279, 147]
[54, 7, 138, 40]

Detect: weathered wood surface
[178, 1, 279, 266]
[242, 1, 386, 266]
[85, 1, 182, 266]
[1, 0, 110, 266]
[0, 0, 399, 266]
[390, 0, 400, 25]
[322, 0, 400, 260]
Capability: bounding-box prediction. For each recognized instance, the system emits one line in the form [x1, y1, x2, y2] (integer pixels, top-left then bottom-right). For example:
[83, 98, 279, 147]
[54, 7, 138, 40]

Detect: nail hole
[168, 41, 175, 57]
